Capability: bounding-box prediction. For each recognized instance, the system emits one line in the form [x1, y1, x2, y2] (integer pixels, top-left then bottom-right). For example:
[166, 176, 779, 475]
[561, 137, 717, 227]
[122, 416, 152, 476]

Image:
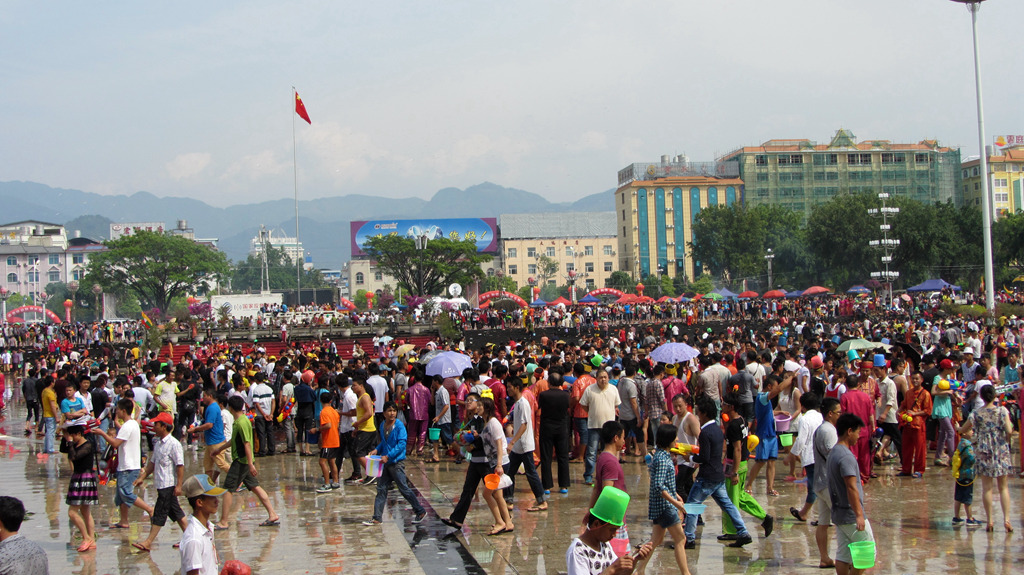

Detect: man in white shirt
[337, 377, 359, 481]
[365, 363, 390, 428]
[132, 412, 186, 551]
[249, 373, 276, 457]
[507, 380, 546, 511]
[91, 398, 154, 527]
[579, 369, 621, 485]
[179, 474, 226, 575]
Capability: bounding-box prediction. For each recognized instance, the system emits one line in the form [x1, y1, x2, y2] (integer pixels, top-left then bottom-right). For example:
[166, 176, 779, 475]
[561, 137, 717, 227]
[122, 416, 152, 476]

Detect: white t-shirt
[366, 375, 389, 413]
[179, 515, 219, 575]
[566, 537, 617, 575]
[116, 419, 142, 471]
[580, 383, 621, 430]
[249, 383, 274, 416]
[511, 396, 535, 454]
[340, 387, 357, 433]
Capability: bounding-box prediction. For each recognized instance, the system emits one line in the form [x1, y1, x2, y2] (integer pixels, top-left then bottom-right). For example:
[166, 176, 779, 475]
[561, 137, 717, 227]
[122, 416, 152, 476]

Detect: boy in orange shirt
[317, 390, 341, 492]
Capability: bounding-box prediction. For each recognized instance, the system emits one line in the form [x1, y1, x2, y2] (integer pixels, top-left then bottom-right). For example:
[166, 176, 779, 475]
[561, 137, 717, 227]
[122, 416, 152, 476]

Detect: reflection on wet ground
[1, 411, 1021, 574]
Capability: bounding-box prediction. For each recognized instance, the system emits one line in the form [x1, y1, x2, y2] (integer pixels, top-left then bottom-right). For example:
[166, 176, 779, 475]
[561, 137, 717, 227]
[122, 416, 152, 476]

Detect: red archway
[586, 288, 626, 298]
[478, 291, 528, 308]
[5, 305, 63, 324]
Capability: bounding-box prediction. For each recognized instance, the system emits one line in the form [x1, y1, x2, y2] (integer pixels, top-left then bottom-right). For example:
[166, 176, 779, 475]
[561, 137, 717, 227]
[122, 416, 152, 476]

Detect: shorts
[223, 460, 259, 492]
[879, 421, 900, 440]
[814, 487, 832, 526]
[114, 469, 141, 506]
[954, 481, 974, 505]
[203, 441, 231, 474]
[151, 486, 186, 527]
[835, 520, 874, 565]
[435, 422, 454, 446]
[319, 447, 339, 460]
[755, 436, 779, 461]
[652, 506, 680, 529]
[353, 431, 376, 458]
[621, 418, 639, 439]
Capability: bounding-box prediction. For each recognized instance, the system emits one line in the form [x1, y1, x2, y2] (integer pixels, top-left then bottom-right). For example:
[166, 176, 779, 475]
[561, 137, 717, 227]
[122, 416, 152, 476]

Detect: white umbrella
[649, 342, 700, 364]
[425, 351, 474, 378]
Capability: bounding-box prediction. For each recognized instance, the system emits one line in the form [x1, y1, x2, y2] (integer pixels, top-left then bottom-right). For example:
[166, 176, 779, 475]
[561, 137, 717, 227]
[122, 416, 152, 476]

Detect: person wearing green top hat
[567, 486, 652, 575]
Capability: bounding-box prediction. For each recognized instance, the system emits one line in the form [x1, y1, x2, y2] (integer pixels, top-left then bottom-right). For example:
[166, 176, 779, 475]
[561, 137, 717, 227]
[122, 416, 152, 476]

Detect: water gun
[669, 442, 699, 456]
[994, 382, 1022, 397]
[139, 419, 155, 434]
[937, 379, 965, 392]
[276, 398, 295, 423]
[951, 448, 962, 480]
[900, 412, 914, 423]
[246, 410, 256, 423]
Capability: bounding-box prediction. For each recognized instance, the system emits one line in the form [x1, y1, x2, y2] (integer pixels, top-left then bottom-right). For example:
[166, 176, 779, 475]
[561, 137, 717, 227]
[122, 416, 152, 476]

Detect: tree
[231, 245, 326, 292]
[535, 255, 559, 286]
[86, 231, 230, 314]
[690, 204, 804, 286]
[362, 235, 489, 297]
[606, 271, 633, 291]
[480, 275, 518, 294]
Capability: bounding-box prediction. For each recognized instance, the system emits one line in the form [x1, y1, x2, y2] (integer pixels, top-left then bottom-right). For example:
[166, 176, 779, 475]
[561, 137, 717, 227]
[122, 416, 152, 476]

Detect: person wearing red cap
[132, 412, 186, 552]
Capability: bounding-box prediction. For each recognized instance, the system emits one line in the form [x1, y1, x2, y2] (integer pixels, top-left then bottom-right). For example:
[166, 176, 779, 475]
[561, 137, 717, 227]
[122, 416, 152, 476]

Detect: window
[527, 247, 536, 258]
[355, 272, 364, 284]
[72, 254, 85, 264]
[995, 192, 1010, 203]
[527, 264, 537, 275]
[972, 167, 979, 177]
[915, 153, 930, 164]
[48, 270, 60, 282]
[848, 153, 872, 166]
[585, 262, 594, 273]
[6, 273, 16, 283]
[374, 272, 383, 281]
[585, 278, 595, 288]
[756, 173, 769, 182]
[6, 256, 15, 265]
[779, 172, 803, 182]
[508, 265, 517, 275]
[27, 255, 38, 265]
[994, 178, 1009, 188]
[507, 248, 517, 258]
[48, 254, 59, 265]
[27, 271, 39, 282]
[813, 154, 838, 166]
[603, 245, 613, 256]
[881, 153, 905, 164]
[584, 246, 593, 256]
[547, 280, 556, 286]
[546, 247, 555, 257]
[755, 155, 767, 166]
[604, 262, 613, 272]
[72, 269, 83, 281]
[566, 246, 574, 256]
[565, 263, 575, 273]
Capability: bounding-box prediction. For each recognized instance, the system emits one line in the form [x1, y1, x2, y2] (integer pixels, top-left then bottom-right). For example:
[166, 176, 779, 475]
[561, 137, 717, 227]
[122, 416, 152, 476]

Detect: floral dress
[968, 405, 1012, 477]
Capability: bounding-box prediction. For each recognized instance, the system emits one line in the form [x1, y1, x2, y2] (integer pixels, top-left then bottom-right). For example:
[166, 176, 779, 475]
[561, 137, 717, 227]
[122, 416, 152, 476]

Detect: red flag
[294, 91, 311, 124]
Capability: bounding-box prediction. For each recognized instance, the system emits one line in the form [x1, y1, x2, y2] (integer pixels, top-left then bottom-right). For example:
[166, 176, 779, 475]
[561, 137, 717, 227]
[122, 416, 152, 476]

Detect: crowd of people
[0, 301, 1022, 574]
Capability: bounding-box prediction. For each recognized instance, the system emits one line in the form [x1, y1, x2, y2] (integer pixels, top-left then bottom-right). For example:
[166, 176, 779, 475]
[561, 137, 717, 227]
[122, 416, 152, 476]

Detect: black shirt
[692, 420, 726, 483]
[537, 388, 570, 427]
[725, 414, 750, 463]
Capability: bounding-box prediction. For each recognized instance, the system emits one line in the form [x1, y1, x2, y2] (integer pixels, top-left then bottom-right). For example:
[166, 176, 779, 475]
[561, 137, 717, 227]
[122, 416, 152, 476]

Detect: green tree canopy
[231, 245, 326, 292]
[362, 235, 489, 297]
[86, 231, 230, 314]
[689, 203, 804, 287]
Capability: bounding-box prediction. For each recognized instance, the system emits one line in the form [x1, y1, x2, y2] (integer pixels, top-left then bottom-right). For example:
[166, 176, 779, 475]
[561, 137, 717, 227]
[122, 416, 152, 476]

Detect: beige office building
[499, 213, 617, 292]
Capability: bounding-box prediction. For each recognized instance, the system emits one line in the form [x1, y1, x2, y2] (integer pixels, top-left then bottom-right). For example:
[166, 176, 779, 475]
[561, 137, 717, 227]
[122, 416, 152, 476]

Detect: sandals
[259, 518, 280, 527]
[526, 505, 548, 512]
[767, 490, 780, 497]
[424, 456, 440, 463]
[131, 542, 150, 553]
[110, 523, 129, 529]
[789, 507, 805, 522]
[440, 517, 463, 530]
[77, 540, 97, 552]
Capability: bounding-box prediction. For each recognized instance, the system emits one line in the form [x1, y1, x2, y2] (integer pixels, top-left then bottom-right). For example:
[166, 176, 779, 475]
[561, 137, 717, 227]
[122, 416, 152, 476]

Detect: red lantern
[63, 299, 73, 323]
[636, 282, 645, 295]
[365, 292, 374, 300]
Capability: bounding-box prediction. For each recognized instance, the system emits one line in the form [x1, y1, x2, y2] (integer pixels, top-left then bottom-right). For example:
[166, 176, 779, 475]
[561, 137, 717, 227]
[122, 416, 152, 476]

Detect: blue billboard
[350, 217, 498, 256]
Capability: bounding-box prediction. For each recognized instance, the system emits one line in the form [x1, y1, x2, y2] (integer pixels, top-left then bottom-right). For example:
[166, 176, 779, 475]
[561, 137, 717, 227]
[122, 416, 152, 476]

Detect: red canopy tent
[763, 289, 786, 299]
[615, 294, 639, 304]
[655, 296, 673, 303]
[802, 286, 830, 296]
[549, 296, 572, 306]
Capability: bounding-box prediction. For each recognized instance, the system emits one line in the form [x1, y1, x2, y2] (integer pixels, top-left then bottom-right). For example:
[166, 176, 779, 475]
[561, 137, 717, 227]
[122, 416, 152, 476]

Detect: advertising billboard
[110, 222, 165, 240]
[350, 218, 498, 257]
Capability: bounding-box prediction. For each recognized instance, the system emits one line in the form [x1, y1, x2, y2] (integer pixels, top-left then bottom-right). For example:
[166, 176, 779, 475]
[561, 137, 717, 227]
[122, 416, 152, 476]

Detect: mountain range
[0, 181, 613, 268]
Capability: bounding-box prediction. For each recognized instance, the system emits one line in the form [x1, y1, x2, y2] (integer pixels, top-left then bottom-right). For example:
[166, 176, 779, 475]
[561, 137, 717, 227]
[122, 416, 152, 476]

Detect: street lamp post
[92, 284, 103, 321]
[952, 0, 996, 313]
[413, 234, 429, 296]
[68, 281, 79, 322]
[764, 248, 775, 290]
[0, 287, 10, 322]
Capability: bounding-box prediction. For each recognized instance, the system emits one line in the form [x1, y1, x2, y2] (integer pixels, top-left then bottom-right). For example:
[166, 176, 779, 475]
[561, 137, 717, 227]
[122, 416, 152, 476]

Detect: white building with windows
[498, 212, 618, 291]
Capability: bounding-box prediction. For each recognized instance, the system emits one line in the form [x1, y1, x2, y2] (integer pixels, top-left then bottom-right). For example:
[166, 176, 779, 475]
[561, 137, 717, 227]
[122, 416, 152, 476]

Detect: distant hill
[0, 180, 615, 268]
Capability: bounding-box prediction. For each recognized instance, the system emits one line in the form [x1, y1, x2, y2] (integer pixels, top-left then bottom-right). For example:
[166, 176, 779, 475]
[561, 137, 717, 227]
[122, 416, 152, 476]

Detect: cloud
[165, 153, 211, 180]
[566, 131, 608, 152]
[221, 150, 287, 182]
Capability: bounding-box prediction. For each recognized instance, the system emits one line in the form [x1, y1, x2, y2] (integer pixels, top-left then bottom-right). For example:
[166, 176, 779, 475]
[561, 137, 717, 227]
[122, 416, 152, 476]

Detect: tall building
[719, 129, 962, 220]
[499, 212, 617, 292]
[616, 157, 742, 281]
[250, 227, 303, 265]
[960, 142, 1024, 218]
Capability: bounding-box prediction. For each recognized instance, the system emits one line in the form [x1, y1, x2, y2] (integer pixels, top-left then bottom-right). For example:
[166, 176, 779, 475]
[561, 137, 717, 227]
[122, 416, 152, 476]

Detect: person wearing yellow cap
[567, 486, 652, 575]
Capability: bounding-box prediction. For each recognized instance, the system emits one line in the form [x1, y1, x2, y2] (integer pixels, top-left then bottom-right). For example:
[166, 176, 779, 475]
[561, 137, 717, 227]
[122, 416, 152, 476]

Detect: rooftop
[499, 212, 616, 240]
[718, 129, 957, 161]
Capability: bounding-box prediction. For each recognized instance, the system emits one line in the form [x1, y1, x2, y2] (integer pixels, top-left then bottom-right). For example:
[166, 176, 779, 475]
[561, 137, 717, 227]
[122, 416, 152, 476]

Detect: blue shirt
[754, 392, 776, 439]
[60, 396, 85, 415]
[375, 418, 408, 463]
[203, 402, 225, 445]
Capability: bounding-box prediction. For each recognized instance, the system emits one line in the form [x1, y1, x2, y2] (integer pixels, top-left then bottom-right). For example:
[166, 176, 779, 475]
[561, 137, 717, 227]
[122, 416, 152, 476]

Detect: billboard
[110, 222, 165, 240]
[350, 218, 498, 257]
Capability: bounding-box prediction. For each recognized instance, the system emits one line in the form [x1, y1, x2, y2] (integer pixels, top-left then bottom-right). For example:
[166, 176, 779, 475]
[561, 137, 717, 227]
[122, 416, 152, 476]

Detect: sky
[1, 0, 1022, 207]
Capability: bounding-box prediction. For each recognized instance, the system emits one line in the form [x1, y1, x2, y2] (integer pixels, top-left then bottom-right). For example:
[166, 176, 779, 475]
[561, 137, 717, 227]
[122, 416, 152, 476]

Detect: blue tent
[578, 294, 601, 304]
[530, 299, 548, 307]
[847, 285, 870, 294]
[713, 287, 739, 298]
[785, 290, 804, 298]
[906, 278, 961, 293]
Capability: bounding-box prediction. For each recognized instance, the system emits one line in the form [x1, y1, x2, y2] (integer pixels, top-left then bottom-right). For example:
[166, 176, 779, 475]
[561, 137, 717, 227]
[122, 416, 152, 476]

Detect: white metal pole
[967, 3, 996, 312]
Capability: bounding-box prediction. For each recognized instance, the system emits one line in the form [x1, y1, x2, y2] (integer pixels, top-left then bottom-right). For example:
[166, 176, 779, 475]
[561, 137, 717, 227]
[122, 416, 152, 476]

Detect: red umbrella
[615, 294, 638, 304]
[738, 290, 759, 298]
[691, 294, 703, 301]
[763, 289, 786, 299]
[802, 286, 830, 296]
[655, 296, 672, 303]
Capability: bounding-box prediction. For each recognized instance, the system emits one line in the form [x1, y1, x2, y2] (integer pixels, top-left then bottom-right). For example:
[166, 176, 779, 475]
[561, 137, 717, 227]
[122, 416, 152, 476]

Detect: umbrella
[738, 290, 759, 299]
[377, 335, 393, 344]
[703, 292, 724, 301]
[900, 294, 912, 302]
[763, 290, 786, 299]
[785, 290, 803, 298]
[416, 350, 443, 365]
[649, 342, 700, 364]
[578, 294, 601, 304]
[836, 339, 890, 353]
[1014, 275, 1024, 283]
[655, 296, 673, 303]
[714, 287, 739, 298]
[549, 297, 572, 306]
[677, 296, 691, 302]
[802, 286, 830, 296]
[847, 285, 870, 294]
[425, 351, 474, 378]
[396, 344, 416, 357]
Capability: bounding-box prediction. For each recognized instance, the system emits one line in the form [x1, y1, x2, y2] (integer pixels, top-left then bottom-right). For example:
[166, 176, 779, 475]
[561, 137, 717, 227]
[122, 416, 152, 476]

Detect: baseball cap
[152, 412, 174, 429]
[183, 474, 226, 498]
[939, 359, 955, 370]
[809, 356, 824, 369]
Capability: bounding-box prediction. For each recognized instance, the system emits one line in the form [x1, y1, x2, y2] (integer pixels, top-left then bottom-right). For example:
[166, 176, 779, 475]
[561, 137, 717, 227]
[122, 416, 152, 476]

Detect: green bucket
[590, 486, 630, 526]
[428, 427, 440, 441]
[779, 433, 794, 447]
[849, 540, 876, 569]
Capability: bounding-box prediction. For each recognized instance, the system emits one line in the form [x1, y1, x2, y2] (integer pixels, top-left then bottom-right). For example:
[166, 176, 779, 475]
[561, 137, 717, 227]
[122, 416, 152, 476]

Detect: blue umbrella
[530, 299, 548, 307]
[847, 285, 870, 294]
[785, 290, 803, 298]
[649, 342, 700, 364]
[425, 351, 474, 378]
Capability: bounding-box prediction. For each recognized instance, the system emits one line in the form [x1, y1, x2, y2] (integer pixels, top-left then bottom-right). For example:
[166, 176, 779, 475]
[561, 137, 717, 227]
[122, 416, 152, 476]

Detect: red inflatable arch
[586, 288, 625, 298]
[478, 291, 528, 308]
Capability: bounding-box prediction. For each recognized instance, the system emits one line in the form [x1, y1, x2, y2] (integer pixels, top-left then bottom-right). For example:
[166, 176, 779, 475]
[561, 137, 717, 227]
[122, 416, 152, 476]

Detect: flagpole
[293, 87, 301, 308]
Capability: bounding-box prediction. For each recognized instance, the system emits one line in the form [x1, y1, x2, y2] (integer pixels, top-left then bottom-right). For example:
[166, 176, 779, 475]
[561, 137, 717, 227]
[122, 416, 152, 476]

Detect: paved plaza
[1, 405, 1022, 575]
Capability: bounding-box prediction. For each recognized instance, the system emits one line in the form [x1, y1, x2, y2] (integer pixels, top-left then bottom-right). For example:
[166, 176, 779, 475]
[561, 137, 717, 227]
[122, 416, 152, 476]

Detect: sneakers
[684, 539, 696, 549]
[559, 488, 569, 494]
[952, 517, 965, 525]
[717, 533, 739, 541]
[315, 484, 332, 493]
[727, 535, 753, 547]
[331, 482, 341, 490]
[762, 515, 775, 537]
[344, 476, 363, 484]
[362, 476, 378, 486]
[411, 511, 427, 524]
[966, 519, 983, 527]
[362, 519, 382, 526]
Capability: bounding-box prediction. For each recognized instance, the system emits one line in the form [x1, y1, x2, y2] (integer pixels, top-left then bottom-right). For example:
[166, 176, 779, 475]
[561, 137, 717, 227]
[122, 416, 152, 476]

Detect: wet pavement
[1, 407, 1022, 575]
